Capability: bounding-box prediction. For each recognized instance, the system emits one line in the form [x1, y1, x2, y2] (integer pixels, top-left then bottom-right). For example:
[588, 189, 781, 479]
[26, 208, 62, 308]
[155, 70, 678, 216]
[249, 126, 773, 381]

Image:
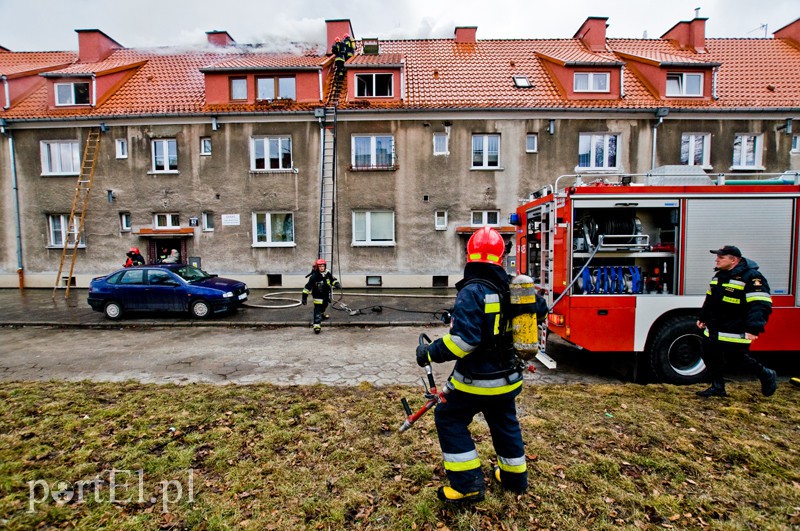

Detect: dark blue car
[88, 264, 249, 320]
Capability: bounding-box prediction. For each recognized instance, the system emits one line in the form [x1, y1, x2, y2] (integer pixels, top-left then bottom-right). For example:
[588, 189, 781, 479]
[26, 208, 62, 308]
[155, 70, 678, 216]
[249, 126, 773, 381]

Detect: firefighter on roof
[416, 226, 546, 504]
[302, 258, 340, 333]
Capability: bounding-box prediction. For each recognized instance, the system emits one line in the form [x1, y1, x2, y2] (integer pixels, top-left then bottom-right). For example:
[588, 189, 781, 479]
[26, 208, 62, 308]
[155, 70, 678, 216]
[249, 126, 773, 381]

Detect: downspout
[712, 66, 718, 100]
[8, 132, 25, 289]
[651, 116, 663, 170]
[2, 75, 9, 109]
[620, 65, 625, 98]
[91, 74, 97, 107]
[318, 69, 323, 103]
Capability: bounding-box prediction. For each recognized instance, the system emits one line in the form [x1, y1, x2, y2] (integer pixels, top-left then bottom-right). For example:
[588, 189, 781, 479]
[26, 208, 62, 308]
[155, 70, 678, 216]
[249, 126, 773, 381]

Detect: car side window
[148, 270, 176, 286]
[106, 271, 124, 284]
[119, 269, 145, 285]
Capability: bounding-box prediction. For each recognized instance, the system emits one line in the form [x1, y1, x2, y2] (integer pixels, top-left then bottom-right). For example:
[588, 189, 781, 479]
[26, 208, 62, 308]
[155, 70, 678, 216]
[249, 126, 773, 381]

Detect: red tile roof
[0, 51, 76, 78]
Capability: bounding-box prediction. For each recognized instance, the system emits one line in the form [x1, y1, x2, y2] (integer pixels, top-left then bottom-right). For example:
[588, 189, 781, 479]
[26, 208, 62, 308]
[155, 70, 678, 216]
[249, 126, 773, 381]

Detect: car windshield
[174, 266, 213, 282]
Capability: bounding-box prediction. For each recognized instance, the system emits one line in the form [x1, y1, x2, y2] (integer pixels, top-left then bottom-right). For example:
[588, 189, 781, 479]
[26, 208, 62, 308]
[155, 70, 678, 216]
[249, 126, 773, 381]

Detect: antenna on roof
[747, 23, 768, 38]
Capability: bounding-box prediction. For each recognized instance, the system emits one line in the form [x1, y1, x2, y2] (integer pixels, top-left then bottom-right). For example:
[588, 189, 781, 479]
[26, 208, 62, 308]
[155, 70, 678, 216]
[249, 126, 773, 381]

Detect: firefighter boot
[436, 486, 484, 505]
[759, 368, 777, 397]
[493, 466, 527, 494]
[791, 376, 800, 388]
[696, 381, 727, 398]
[313, 324, 321, 334]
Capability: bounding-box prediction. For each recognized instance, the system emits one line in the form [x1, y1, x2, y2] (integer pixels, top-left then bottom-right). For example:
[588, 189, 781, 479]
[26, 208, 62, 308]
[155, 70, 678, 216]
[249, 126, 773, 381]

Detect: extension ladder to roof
[52, 129, 101, 299]
[318, 106, 337, 266]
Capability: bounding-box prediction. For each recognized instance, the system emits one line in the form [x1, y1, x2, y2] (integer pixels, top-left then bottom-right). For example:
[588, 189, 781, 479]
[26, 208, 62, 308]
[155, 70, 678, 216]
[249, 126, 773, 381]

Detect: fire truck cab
[514, 168, 800, 384]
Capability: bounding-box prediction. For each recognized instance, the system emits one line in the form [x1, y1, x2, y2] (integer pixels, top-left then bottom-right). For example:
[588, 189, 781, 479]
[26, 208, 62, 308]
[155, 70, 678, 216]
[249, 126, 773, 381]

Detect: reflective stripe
[443, 450, 481, 472]
[303, 288, 311, 295]
[704, 329, 751, 344]
[746, 293, 772, 303]
[313, 298, 325, 304]
[725, 279, 746, 289]
[485, 302, 501, 314]
[468, 253, 501, 264]
[498, 455, 527, 473]
[443, 334, 474, 358]
[710, 279, 718, 285]
[722, 296, 740, 304]
[450, 370, 523, 396]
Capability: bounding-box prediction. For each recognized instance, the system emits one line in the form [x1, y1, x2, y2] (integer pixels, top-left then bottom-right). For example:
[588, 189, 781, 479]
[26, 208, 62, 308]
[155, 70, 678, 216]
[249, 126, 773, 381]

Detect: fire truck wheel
[649, 315, 707, 385]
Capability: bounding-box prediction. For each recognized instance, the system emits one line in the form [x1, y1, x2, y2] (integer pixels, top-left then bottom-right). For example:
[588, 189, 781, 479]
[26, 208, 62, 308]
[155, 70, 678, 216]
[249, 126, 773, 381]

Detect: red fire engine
[514, 168, 800, 384]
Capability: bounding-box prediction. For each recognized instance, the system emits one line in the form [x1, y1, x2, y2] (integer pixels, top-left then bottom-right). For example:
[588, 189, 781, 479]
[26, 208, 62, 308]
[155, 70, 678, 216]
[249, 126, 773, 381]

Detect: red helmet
[467, 226, 505, 265]
[335, 37, 340, 42]
[343, 33, 350, 39]
[314, 258, 327, 270]
[129, 247, 140, 254]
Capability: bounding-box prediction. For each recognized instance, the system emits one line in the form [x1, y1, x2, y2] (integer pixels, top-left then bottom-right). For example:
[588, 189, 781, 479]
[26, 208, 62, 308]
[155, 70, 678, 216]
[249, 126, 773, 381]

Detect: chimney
[325, 19, 354, 53]
[75, 29, 123, 63]
[206, 31, 236, 47]
[661, 17, 707, 53]
[454, 27, 477, 44]
[573, 17, 608, 52]
[774, 17, 800, 47]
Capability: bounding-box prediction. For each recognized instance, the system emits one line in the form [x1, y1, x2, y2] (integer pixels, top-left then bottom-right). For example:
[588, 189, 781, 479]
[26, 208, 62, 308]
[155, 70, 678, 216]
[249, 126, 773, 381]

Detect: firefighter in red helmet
[416, 226, 546, 504]
[123, 247, 145, 268]
[302, 258, 340, 333]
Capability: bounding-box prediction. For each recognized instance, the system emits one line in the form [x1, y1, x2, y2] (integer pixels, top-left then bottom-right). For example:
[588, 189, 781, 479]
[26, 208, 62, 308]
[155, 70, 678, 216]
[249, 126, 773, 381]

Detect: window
[472, 134, 500, 168]
[115, 139, 128, 159]
[256, 76, 296, 100]
[526, 133, 538, 153]
[355, 73, 393, 97]
[471, 210, 500, 226]
[202, 211, 215, 232]
[680, 133, 711, 167]
[512, 76, 532, 88]
[118, 269, 145, 285]
[666, 73, 703, 97]
[47, 214, 85, 247]
[251, 136, 292, 170]
[40, 140, 80, 175]
[435, 210, 448, 230]
[353, 211, 395, 246]
[55, 82, 90, 105]
[154, 213, 180, 229]
[352, 135, 395, 170]
[433, 133, 449, 155]
[230, 77, 247, 100]
[791, 135, 799, 153]
[252, 212, 295, 246]
[574, 72, 609, 92]
[578, 133, 619, 170]
[120, 212, 132, 232]
[151, 139, 178, 172]
[732, 134, 763, 168]
[200, 137, 212, 156]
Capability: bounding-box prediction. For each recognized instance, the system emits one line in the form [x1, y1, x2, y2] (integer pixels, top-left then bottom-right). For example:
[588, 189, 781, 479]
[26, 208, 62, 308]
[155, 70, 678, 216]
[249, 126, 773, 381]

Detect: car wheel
[648, 315, 706, 384]
[104, 301, 123, 320]
[190, 299, 211, 319]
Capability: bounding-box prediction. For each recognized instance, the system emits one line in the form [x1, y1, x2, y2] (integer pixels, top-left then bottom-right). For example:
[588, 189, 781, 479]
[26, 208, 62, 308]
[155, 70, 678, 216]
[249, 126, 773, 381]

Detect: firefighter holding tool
[415, 226, 547, 505]
[302, 258, 339, 334]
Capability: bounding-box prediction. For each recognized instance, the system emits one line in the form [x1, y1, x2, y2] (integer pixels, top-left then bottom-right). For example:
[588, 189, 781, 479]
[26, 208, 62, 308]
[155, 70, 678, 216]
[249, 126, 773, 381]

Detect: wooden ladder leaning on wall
[52, 129, 102, 299]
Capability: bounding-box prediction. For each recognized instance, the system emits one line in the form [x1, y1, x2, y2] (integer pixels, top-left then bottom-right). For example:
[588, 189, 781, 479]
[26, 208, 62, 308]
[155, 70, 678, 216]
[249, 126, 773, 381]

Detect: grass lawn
[1, 380, 798, 530]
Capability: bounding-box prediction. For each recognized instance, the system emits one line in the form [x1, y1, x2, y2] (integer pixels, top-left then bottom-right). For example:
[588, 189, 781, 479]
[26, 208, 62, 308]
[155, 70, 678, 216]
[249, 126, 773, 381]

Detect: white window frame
[40, 140, 80, 175]
[351, 135, 396, 170]
[434, 210, 448, 230]
[202, 211, 215, 232]
[150, 139, 178, 173]
[47, 214, 85, 248]
[574, 72, 610, 93]
[154, 213, 180, 229]
[732, 133, 764, 169]
[666, 73, 703, 97]
[680, 133, 711, 167]
[256, 76, 296, 100]
[352, 211, 395, 246]
[433, 132, 449, 156]
[512, 75, 532, 88]
[55, 82, 90, 106]
[791, 134, 799, 153]
[120, 212, 132, 232]
[252, 212, 296, 247]
[577, 133, 620, 171]
[250, 136, 293, 171]
[355, 73, 394, 98]
[115, 139, 128, 159]
[230, 77, 247, 100]
[471, 134, 501, 169]
[526, 133, 538, 153]
[471, 210, 500, 227]
[200, 137, 212, 156]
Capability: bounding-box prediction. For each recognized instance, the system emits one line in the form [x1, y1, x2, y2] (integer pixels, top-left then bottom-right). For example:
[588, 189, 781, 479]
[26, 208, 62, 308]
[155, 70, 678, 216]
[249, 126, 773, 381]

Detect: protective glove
[416, 343, 430, 367]
[301, 294, 307, 305]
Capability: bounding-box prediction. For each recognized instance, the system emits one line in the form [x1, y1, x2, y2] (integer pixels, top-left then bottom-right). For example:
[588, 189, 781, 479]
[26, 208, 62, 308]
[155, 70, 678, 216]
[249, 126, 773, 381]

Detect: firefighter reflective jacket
[700, 257, 773, 343]
[427, 262, 523, 396]
[303, 270, 338, 301]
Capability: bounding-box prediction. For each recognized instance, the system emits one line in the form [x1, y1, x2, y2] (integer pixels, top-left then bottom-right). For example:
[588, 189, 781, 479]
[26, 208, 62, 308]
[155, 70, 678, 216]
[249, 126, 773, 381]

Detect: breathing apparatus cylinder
[509, 274, 539, 360]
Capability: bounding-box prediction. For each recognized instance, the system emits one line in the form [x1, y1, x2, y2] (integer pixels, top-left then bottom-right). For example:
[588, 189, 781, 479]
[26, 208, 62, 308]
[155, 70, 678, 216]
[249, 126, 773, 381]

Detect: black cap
[710, 245, 741, 258]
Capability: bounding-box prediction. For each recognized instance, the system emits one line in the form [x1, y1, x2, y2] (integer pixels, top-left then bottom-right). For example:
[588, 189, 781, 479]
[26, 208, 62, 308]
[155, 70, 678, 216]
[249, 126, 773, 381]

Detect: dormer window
[666, 73, 703, 97]
[230, 77, 247, 100]
[512, 76, 532, 88]
[257, 76, 296, 100]
[355, 73, 393, 97]
[55, 82, 90, 106]
[574, 72, 609, 93]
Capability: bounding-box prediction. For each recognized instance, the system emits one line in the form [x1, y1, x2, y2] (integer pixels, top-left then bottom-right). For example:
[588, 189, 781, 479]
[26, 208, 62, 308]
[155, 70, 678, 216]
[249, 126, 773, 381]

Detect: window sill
[202, 229, 215, 233]
[41, 173, 80, 177]
[574, 167, 622, 174]
[470, 166, 503, 171]
[729, 166, 766, 171]
[251, 242, 296, 248]
[352, 242, 396, 247]
[47, 245, 86, 249]
[249, 169, 297, 175]
[147, 171, 180, 176]
[349, 166, 399, 172]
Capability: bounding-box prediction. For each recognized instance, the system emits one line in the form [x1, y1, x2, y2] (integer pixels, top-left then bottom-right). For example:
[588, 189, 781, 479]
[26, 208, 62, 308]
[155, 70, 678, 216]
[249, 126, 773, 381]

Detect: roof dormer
[345, 54, 405, 102]
[535, 42, 623, 100]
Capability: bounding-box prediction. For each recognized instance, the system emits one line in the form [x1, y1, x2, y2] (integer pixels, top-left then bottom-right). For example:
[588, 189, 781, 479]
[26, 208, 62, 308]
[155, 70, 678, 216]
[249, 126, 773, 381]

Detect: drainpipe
[620, 65, 625, 98]
[8, 132, 24, 289]
[712, 66, 718, 100]
[651, 108, 669, 170]
[91, 74, 97, 107]
[2, 75, 9, 109]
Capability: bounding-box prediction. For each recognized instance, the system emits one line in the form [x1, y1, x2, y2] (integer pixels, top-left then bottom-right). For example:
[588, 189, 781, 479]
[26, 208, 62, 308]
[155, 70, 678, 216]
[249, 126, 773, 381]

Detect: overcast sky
[1, 0, 797, 52]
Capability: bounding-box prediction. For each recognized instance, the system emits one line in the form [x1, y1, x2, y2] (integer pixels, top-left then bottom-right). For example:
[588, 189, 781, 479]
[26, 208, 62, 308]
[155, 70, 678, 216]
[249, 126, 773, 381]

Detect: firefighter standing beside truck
[415, 226, 547, 505]
[696, 245, 777, 398]
[302, 259, 339, 334]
